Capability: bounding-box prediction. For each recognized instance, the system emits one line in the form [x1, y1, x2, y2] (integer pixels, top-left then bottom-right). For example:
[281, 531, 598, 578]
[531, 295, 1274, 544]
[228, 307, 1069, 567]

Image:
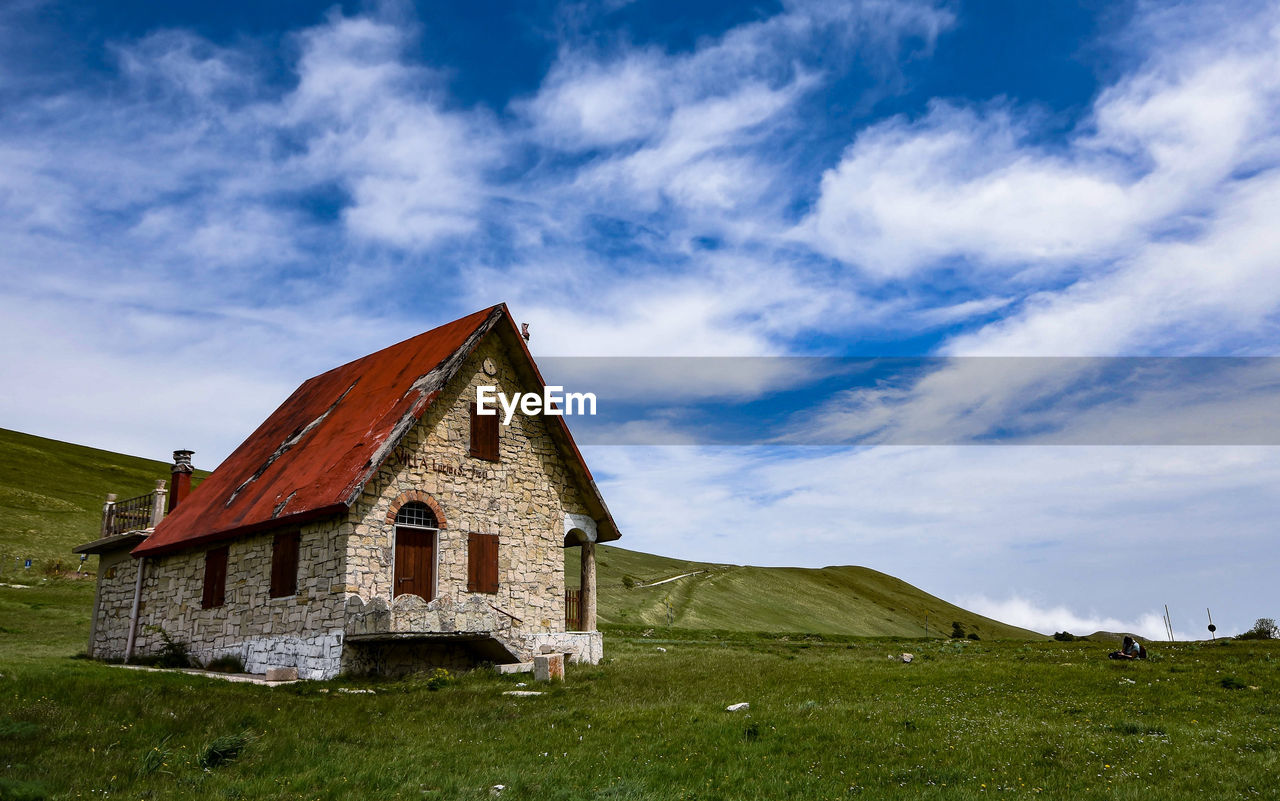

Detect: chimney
[168, 450, 195, 513]
[521, 323, 531, 342]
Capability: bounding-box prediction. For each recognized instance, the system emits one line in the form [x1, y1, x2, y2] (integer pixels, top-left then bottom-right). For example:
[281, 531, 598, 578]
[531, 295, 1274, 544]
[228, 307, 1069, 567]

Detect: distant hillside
[1, 427, 1039, 639]
[0, 428, 208, 572]
[567, 545, 1043, 640]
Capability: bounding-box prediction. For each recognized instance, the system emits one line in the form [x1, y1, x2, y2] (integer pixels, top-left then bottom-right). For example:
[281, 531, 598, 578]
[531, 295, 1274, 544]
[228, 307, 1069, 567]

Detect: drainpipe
[124, 556, 146, 664]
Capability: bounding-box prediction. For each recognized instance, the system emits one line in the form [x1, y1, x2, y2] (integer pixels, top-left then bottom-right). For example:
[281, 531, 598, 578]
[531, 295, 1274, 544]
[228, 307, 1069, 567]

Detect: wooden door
[394, 527, 435, 600]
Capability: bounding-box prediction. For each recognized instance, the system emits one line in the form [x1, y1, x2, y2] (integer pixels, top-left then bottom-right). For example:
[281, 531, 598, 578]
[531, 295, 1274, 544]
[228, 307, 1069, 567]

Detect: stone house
[74, 304, 619, 679]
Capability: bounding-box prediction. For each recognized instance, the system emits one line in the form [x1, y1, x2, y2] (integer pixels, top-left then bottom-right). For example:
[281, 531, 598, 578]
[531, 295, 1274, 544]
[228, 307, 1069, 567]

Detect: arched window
[395, 501, 437, 529]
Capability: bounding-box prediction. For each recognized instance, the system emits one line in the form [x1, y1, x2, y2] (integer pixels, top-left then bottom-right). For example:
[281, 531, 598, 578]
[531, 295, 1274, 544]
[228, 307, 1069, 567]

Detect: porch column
[579, 541, 597, 632]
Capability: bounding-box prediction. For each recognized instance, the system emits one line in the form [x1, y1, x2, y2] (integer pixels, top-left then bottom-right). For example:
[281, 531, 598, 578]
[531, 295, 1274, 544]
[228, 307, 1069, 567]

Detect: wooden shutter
[469, 402, 499, 462]
[468, 532, 499, 593]
[270, 531, 300, 598]
[202, 545, 228, 609]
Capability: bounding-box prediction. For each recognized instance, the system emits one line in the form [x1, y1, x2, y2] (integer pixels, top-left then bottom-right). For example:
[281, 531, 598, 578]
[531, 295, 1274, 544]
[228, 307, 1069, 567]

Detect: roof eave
[130, 502, 349, 558]
[74, 530, 150, 555]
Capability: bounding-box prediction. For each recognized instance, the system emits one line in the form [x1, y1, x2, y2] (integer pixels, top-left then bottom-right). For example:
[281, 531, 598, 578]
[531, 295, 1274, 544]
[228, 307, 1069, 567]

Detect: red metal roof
[133, 304, 616, 558]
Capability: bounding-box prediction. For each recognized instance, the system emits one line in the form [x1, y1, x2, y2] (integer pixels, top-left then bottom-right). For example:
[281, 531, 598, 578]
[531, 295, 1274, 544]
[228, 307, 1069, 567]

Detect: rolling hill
[0, 426, 1040, 638]
[565, 545, 1041, 639]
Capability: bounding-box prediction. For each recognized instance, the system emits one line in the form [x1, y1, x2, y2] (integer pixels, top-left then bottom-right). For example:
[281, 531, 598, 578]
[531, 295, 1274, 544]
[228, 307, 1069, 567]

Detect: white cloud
[958, 595, 1196, 641]
[521, 50, 671, 148]
[282, 12, 502, 249]
[947, 170, 1280, 355]
[478, 249, 857, 357]
[518, 0, 952, 228]
[802, 2, 1280, 284]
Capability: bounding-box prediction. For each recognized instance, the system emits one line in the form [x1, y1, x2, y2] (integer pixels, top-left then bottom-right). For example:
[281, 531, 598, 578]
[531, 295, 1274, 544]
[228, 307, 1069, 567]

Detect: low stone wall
[232, 631, 346, 680]
[520, 631, 604, 665]
[344, 593, 513, 638]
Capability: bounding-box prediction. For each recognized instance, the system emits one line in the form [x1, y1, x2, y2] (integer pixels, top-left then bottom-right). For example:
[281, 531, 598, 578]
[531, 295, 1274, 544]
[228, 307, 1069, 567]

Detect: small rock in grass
[726, 702, 750, 712]
[656, 647, 667, 652]
[491, 784, 505, 796]
[901, 653, 913, 663]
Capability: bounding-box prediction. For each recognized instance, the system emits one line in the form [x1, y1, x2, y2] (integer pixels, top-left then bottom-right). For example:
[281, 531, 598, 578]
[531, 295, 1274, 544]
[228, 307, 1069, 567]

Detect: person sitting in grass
[1109, 635, 1146, 659]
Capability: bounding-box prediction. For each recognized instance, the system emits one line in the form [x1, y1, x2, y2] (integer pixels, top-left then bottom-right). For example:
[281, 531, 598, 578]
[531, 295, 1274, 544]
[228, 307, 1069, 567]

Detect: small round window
[394, 501, 437, 529]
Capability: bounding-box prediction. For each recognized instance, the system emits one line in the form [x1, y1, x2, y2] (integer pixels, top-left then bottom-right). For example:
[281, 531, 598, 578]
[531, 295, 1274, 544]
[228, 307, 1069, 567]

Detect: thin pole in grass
[1163, 605, 1174, 642]
[1207, 608, 1217, 640]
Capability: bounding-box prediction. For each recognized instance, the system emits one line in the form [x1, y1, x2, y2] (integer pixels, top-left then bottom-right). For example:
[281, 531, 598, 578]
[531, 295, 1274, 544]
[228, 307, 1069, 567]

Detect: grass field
[2, 429, 1275, 799]
[2, 579, 1278, 800]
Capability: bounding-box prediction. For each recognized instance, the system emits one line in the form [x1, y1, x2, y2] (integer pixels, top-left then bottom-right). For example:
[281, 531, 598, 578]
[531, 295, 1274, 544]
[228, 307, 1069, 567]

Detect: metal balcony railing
[100, 481, 167, 538]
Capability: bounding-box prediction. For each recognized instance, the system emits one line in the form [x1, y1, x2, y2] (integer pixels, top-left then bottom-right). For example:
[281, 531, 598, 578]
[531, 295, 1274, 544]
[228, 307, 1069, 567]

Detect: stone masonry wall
[346, 332, 595, 661]
[89, 546, 141, 659]
[92, 518, 350, 679]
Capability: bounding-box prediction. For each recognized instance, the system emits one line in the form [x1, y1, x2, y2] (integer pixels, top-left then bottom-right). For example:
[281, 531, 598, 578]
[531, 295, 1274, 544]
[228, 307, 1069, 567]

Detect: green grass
[2, 580, 1278, 800]
[0, 427, 207, 574]
[568, 545, 1042, 640]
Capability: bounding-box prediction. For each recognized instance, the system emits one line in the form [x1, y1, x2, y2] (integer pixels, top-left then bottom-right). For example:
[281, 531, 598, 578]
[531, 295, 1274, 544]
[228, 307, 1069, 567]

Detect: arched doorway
[393, 501, 438, 600]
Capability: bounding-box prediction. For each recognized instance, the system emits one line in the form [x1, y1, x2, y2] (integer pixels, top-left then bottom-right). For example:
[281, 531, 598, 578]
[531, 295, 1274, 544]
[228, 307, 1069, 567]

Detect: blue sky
[2, 0, 1279, 639]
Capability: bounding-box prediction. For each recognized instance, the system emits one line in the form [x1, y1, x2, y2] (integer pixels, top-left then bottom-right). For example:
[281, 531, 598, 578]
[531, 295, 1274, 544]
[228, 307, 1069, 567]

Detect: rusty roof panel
[132, 306, 500, 557]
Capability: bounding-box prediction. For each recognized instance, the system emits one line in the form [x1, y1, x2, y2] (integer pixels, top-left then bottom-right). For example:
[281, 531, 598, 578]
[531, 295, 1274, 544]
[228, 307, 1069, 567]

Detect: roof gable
[133, 304, 617, 557]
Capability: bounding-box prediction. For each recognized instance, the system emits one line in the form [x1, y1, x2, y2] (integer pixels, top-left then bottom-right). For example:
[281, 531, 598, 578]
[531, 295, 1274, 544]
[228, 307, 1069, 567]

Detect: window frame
[393, 502, 439, 601]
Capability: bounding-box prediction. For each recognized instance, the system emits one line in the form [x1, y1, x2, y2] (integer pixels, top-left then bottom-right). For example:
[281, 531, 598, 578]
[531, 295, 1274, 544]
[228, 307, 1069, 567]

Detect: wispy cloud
[799, 0, 1280, 358]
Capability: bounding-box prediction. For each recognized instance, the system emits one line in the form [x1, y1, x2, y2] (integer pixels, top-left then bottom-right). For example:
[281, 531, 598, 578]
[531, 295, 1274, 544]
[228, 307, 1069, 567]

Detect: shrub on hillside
[951, 622, 966, 639]
[1053, 631, 1077, 642]
[1236, 618, 1277, 640]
